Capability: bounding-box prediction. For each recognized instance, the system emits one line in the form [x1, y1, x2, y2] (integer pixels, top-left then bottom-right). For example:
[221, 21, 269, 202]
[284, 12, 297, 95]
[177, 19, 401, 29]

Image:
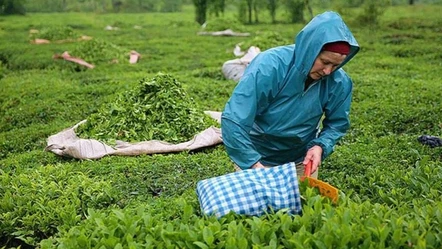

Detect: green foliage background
[0, 2, 442, 249]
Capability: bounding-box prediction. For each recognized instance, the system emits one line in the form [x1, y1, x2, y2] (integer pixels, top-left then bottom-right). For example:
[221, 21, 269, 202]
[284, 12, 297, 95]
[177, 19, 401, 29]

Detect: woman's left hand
[252, 162, 267, 169]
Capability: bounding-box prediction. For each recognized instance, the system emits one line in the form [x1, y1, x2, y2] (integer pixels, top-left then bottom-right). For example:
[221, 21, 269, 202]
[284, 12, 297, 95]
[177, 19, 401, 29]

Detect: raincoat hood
[294, 11, 359, 77]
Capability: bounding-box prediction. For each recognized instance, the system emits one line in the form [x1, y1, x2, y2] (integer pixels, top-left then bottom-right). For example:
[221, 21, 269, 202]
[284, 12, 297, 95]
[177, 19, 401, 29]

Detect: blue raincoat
[221, 11, 360, 169]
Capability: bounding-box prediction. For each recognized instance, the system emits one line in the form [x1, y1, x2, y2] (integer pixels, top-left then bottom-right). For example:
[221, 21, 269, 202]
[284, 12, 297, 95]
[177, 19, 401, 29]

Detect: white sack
[197, 29, 250, 37]
[222, 46, 261, 82]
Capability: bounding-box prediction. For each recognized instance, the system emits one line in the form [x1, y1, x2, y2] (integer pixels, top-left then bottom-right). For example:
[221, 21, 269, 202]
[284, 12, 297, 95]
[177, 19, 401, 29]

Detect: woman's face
[309, 51, 347, 80]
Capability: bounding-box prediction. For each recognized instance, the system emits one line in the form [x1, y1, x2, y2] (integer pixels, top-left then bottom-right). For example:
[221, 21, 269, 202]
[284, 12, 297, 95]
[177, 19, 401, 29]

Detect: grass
[0, 3, 442, 248]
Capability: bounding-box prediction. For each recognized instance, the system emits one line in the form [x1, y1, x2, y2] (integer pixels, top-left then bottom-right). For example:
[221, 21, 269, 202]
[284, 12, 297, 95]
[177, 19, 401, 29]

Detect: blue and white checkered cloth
[196, 162, 302, 218]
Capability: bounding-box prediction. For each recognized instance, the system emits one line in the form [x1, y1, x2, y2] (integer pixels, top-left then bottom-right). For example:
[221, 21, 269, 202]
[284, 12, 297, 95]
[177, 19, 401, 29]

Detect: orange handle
[304, 161, 312, 177]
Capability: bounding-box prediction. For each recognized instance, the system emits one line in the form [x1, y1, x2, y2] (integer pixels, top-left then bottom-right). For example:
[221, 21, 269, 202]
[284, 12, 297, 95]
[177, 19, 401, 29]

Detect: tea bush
[40, 193, 442, 249]
[0, 3, 441, 249]
[0, 164, 120, 246]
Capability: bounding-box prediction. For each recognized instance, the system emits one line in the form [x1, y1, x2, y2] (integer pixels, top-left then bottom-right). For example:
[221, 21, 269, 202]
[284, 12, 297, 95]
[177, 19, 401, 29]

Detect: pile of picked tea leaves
[242, 31, 289, 51]
[77, 73, 218, 144]
[30, 26, 79, 41]
[70, 38, 127, 65]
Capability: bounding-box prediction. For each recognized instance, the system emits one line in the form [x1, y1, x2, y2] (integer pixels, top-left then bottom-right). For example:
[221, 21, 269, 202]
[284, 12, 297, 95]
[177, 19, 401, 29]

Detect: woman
[221, 11, 360, 177]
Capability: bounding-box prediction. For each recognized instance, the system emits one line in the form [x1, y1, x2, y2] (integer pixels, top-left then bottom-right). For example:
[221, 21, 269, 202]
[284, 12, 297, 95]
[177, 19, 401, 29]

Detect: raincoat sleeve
[307, 74, 353, 160]
[221, 53, 282, 169]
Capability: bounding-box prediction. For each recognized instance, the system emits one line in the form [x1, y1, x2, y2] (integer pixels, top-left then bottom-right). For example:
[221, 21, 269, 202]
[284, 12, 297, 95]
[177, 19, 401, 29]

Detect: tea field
[0, 3, 442, 249]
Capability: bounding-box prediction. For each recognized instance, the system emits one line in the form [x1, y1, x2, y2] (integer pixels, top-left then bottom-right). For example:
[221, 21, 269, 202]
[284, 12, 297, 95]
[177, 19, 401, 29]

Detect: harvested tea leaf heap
[30, 26, 79, 41]
[77, 73, 217, 144]
[242, 31, 289, 51]
[70, 38, 127, 65]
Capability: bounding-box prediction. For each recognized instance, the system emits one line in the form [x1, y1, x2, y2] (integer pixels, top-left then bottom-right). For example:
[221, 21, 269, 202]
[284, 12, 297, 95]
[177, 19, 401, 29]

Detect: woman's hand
[302, 145, 323, 173]
[252, 162, 267, 169]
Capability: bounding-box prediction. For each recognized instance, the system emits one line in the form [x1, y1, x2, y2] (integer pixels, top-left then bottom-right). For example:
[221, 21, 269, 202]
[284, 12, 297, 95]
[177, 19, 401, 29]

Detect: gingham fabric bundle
[196, 162, 302, 218]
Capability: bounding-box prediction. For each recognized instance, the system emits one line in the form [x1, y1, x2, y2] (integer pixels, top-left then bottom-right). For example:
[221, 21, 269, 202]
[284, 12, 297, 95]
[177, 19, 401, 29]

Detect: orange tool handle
[304, 161, 312, 177]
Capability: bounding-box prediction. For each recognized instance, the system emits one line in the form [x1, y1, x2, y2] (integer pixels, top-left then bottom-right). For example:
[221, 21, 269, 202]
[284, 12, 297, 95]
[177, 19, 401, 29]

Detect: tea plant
[0, 3, 442, 248]
[0, 164, 120, 246]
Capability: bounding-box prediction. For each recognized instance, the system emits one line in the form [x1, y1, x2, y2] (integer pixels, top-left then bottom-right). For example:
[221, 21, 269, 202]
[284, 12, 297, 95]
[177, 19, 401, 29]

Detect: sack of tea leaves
[77, 73, 218, 145]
